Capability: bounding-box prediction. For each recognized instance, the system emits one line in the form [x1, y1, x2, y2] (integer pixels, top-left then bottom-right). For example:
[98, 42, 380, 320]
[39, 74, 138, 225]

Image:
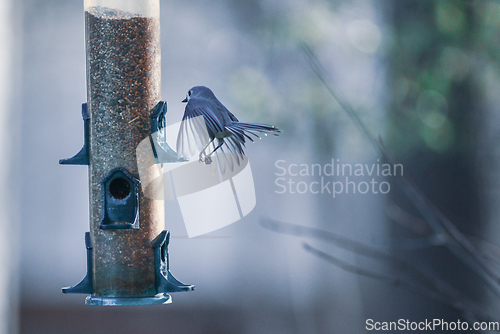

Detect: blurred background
[1, 0, 500, 332]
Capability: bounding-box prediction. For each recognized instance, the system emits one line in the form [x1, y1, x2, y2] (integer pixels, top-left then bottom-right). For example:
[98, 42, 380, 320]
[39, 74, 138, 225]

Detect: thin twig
[261, 218, 437, 289]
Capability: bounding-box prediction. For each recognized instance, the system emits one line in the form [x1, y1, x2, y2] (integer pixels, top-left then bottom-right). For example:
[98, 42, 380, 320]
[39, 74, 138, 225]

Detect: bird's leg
[204, 140, 224, 165]
[199, 139, 215, 163]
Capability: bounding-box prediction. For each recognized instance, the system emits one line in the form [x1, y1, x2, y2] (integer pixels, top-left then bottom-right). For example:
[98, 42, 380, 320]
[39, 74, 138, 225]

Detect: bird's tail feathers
[226, 122, 280, 143]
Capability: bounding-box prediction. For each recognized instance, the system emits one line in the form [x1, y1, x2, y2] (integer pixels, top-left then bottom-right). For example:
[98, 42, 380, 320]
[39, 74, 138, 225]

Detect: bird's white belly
[215, 129, 233, 139]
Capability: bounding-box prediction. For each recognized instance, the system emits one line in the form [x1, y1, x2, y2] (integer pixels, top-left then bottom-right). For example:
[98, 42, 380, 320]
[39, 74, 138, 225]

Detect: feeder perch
[150, 101, 187, 164]
[60, 0, 193, 306]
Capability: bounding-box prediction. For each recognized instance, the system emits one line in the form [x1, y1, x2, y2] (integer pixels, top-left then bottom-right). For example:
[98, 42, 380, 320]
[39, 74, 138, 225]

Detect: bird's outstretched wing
[177, 100, 280, 173]
[176, 99, 228, 156]
[176, 103, 242, 172]
[176, 108, 211, 160]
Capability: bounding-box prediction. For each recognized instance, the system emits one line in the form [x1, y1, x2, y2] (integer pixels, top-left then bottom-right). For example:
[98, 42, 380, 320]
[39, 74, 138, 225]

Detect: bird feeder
[60, 0, 193, 305]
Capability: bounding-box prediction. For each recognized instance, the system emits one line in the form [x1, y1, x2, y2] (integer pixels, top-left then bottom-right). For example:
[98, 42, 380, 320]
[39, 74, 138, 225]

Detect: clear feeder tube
[84, 0, 163, 299]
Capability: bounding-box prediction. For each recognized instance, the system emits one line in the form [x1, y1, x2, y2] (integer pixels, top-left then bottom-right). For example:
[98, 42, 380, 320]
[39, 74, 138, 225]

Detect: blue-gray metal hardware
[85, 294, 172, 306]
[100, 167, 140, 229]
[62, 232, 93, 294]
[150, 101, 187, 164]
[153, 230, 195, 293]
[59, 103, 90, 165]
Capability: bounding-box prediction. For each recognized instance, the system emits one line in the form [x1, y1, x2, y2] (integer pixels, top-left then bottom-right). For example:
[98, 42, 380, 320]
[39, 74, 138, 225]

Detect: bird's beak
[182, 97, 188, 103]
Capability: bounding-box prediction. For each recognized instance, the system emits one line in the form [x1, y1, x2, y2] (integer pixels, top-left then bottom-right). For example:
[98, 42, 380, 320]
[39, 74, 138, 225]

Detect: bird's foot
[204, 156, 212, 165]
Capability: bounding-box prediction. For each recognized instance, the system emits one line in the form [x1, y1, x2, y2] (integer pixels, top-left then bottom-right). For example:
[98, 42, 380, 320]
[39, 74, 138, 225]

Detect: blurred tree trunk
[385, 0, 486, 322]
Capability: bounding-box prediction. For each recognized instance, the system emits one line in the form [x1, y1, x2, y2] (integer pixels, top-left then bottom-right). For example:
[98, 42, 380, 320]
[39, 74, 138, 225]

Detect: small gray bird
[176, 86, 280, 172]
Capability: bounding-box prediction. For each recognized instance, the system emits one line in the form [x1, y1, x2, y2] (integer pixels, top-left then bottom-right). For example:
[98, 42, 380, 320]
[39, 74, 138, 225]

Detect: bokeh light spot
[347, 19, 382, 54]
[435, 1, 465, 35]
[416, 90, 448, 129]
[420, 118, 455, 152]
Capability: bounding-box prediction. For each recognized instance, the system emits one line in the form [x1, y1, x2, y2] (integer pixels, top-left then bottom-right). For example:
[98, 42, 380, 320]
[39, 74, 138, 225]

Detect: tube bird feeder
[60, 0, 194, 305]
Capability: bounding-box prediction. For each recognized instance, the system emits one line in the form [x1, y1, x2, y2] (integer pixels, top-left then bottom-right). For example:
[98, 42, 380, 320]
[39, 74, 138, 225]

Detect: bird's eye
[188, 91, 192, 96]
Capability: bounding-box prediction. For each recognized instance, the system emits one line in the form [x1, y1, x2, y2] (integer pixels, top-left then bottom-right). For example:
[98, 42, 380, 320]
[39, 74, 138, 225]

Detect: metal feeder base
[85, 294, 172, 306]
